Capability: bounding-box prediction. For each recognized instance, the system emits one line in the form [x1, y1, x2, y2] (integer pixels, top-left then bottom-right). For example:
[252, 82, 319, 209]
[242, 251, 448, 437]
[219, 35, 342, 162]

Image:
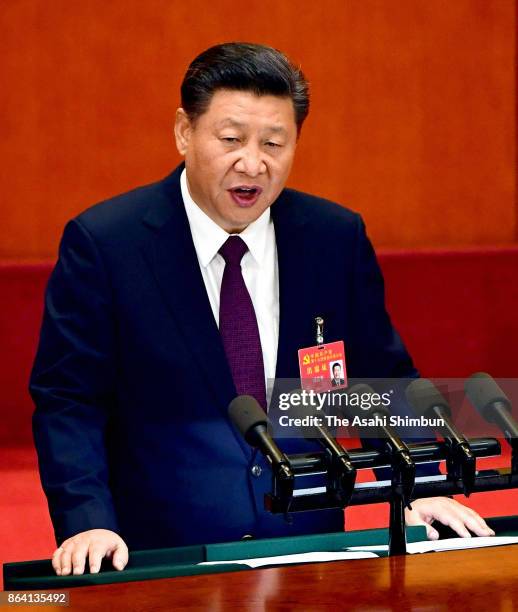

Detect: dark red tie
[219, 236, 267, 409]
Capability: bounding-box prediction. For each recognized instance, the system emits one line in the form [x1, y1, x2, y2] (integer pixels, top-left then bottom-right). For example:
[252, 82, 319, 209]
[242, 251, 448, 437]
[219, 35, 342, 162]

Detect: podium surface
[4, 516, 518, 609]
[41, 545, 518, 611]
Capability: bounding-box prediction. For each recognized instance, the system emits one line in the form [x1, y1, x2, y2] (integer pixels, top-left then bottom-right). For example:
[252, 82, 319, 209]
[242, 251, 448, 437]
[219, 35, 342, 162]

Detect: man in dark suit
[331, 363, 345, 387]
[30, 42, 493, 577]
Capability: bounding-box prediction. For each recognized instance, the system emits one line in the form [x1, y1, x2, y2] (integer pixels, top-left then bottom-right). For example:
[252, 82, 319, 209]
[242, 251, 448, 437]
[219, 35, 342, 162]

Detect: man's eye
[265, 142, 281, 149]
[222, 137, 239, 143]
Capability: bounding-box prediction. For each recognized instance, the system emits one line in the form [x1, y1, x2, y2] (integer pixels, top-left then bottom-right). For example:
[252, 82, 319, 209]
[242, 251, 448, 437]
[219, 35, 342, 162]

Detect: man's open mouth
[228, 186, 263, 207]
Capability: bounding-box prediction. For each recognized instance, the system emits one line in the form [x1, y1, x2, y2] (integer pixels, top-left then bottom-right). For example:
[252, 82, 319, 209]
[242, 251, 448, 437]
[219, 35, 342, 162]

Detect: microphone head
[405, 378, 451, 418]
[228, 395, 268, 446]
[464, 372, 511, 422]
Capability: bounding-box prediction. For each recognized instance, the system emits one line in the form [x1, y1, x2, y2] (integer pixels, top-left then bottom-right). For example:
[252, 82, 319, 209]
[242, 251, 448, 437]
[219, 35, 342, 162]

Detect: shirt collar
[180, 168, 271, 267]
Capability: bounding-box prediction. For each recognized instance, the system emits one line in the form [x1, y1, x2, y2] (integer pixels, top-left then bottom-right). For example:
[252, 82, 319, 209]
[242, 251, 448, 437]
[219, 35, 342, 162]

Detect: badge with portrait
[297, 340, 347, 392]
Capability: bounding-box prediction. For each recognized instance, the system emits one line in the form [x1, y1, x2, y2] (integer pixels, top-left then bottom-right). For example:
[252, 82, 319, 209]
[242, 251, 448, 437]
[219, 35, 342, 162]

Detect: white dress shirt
[180, 169, 279, 388]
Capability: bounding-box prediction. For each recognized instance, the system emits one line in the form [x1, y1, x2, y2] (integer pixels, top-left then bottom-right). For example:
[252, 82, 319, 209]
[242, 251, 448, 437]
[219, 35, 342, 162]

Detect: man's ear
[174, 108, 193, 156]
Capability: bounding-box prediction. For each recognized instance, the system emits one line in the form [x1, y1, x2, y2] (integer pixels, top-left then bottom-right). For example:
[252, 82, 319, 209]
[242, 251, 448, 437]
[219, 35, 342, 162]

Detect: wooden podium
[55, 545, 518, 611]
[3, 516, 518, 610]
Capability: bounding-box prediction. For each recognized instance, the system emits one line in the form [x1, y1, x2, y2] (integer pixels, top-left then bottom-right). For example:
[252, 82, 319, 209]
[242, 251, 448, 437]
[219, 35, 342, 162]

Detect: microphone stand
[323, 447, 356, 507]
[377, 423, 415, 556]
[264, 436, 516, 555]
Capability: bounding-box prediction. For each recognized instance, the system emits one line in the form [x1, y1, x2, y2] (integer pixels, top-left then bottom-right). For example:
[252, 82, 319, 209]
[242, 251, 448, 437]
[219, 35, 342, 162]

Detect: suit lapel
[140, 167, 238, 420]
[271, 191, 319, 381]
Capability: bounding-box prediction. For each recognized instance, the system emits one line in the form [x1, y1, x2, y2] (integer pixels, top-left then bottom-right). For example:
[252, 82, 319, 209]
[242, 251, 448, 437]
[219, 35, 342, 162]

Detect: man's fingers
[405, 497, 495, 541]
[50, 531, 129, 576]
[420, 498, 496, 538]
[424, 523, 440, 541]
[409, 516, 439, 540]
[111, 541, 129, 571]
[404, 509, 439, 541]
[440, 515, 472, 539]
[463, 508, 495, 536]
[71, 541, 89, 575]
[51, 547, 64, 576]
[427, 501, 472, 538]
[58, 546, 73, 576]
[88, 544, 108, 574]
[433, 499, 495, 538]
[459, 510, 495, 537]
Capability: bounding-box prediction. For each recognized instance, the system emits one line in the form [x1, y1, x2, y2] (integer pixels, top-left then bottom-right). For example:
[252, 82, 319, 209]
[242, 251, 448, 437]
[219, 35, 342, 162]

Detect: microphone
[342, 383, 414, 555]
[341, 383, 415, 508]
[406, 378, 475, 494]
[465, 373, 518, 442]
[343, 384, 413, 464]
[228, 395, 294, 488]
[287, 392, 356, 503]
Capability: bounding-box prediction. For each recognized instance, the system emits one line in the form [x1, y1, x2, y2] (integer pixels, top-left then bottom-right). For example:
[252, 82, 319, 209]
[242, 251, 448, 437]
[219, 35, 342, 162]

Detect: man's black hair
[332, 363, 341, 371]
[181, 42, 309, 132]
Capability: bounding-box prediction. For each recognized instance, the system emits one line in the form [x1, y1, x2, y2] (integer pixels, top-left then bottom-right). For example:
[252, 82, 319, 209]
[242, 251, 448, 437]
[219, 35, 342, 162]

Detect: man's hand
[405, 497, 495, 541]
[52, 529, 128, 575]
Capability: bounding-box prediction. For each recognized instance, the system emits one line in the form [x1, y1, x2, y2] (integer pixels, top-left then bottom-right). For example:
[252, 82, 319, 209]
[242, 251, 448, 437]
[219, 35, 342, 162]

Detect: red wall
[0, 0, 516, 258]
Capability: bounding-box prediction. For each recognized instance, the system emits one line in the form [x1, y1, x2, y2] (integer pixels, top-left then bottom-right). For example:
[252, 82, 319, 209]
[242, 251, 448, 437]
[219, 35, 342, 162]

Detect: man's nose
[234, 144, 267, 177]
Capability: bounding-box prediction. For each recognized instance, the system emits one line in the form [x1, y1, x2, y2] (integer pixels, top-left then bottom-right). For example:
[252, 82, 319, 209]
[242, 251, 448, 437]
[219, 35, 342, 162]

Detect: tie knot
[219, 236, 248, 266]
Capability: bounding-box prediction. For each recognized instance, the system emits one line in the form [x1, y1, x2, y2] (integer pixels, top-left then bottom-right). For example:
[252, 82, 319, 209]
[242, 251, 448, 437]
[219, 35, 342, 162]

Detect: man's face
[333, 366, 341, 379]
[175, 89, 298, 233]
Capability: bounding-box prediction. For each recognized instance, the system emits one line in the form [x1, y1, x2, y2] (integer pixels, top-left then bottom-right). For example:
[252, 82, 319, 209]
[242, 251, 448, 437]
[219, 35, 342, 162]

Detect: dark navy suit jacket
[30, 164, 420, 550]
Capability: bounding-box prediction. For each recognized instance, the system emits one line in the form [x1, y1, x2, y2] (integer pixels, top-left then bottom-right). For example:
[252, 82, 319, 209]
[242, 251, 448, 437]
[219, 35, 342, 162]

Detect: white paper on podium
[198, 550, 378, 569]
[345, 536, 518, 554]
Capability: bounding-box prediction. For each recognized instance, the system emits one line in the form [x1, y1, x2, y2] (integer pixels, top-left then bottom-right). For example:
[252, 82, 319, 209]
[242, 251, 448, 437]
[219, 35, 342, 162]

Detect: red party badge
[297, 340, 347, 392]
